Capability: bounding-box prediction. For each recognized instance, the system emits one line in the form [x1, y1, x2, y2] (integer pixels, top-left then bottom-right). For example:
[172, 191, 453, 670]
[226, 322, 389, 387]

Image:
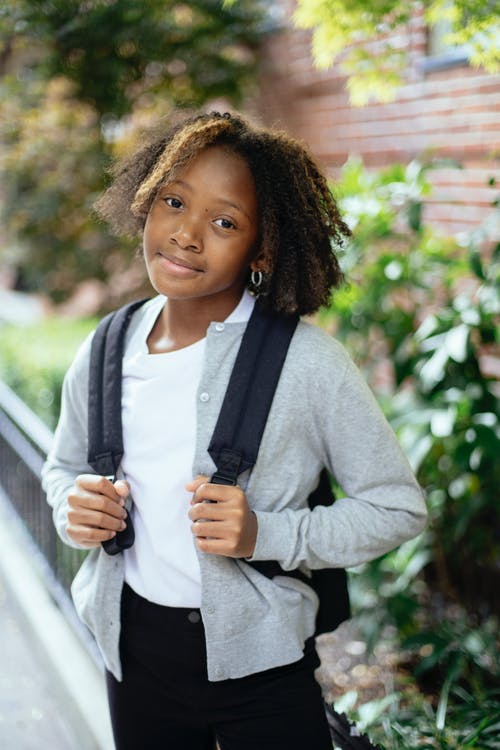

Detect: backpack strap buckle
[90, 451, 119, 478]
[210, 448, 242, 486]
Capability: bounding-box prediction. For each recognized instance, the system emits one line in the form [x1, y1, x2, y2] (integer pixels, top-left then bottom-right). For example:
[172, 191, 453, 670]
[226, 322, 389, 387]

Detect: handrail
[0, 380, 54, 456]
[0, 378, 101, 669]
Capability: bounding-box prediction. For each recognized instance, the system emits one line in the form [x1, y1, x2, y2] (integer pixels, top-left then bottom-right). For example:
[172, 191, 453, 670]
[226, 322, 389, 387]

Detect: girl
[42, 111, 427, 750]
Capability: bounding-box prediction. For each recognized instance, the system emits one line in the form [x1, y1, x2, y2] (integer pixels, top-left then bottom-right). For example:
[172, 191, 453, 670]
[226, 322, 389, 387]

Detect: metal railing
[0, 379, 101, 665]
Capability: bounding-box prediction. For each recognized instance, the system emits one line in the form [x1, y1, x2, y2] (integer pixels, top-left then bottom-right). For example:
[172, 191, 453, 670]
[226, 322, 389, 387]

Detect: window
[422, 18, 470, 73]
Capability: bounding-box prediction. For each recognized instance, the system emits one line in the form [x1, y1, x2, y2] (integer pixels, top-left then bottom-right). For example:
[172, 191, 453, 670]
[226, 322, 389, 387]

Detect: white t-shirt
[122, 291, 255, 607]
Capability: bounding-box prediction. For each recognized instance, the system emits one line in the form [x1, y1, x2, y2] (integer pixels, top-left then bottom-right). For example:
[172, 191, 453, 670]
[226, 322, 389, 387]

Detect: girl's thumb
[114, 480, 130, 497]
[185, 475, 208, 492]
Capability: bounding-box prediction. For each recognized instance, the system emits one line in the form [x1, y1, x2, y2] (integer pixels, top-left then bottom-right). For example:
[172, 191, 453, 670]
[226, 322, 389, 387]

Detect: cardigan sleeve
[249, 339, 428, 570]
[41, 333, 95, 549]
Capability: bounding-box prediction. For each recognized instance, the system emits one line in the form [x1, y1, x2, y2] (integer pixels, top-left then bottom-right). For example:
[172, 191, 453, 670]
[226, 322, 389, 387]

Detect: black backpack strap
[307, 470, 351, 633]
[207, 304, 350, 635]
[87, 297, 149, 555]
[87, 298, 149, 475]
[208, 301, 299, 485]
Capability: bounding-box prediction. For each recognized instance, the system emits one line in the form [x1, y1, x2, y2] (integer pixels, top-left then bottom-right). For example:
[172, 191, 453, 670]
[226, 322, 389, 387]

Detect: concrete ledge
[0, 488, 114, 750]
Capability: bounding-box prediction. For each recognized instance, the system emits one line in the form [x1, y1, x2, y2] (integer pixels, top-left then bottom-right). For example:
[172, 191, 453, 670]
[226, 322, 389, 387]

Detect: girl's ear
[250, 247, 272, 275]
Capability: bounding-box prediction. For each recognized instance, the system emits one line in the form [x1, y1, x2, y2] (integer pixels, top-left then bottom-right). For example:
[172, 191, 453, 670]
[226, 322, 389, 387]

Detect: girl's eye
[214, 217, 235, 230]
[164, 197, 183, 209]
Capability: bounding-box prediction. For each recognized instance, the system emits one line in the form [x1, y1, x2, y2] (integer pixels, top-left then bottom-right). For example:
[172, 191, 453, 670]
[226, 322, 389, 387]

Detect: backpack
[87, 297, 350, 636]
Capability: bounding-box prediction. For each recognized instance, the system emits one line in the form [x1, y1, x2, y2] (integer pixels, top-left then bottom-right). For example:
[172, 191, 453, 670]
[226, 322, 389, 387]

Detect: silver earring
[250, 270, 263, 289]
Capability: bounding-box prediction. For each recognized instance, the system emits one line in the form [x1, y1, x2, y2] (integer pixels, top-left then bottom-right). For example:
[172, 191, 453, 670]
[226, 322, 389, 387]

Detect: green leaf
[418, 347, 449, 390]
[333, 690, 358, 715]
[470, 250, 486, 280]
[436, 655, 464, 731]
[445, 324, 469, 363]
[407, 201, 422, 232]
[430, 408, 456, 437]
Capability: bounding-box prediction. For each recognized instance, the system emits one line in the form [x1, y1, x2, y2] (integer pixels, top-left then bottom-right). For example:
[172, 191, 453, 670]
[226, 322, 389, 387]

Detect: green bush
[327, 157, 499, 617]
[334, 683, 500, 749]
[0, 317, 97, 429]
[327, 158, 500, 745]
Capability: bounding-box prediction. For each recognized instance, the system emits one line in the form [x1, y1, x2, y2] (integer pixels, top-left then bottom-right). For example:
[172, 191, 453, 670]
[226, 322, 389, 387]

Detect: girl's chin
[146, 268, 199, 298]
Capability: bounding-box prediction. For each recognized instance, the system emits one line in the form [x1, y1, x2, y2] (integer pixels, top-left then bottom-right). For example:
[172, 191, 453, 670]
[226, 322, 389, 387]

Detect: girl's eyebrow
[165, 179, 251, 221]
[167, 179, 192, 191]
[216, 198, 250, 221]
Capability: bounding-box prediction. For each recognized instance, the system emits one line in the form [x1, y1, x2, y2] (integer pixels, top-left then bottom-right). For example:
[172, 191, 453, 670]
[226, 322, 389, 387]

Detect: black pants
[106, 584, 332, 749]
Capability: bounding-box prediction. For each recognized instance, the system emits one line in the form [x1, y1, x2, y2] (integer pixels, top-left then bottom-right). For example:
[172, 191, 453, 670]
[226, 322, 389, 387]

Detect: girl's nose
[170, 218, 202, 252]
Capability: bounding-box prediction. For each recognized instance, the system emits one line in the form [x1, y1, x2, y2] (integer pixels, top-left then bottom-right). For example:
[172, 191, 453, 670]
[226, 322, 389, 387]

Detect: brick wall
[254, 2, 500, 236]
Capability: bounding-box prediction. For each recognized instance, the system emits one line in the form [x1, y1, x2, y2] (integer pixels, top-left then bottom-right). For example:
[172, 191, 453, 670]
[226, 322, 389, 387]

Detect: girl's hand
[66, 475, 130, 548]
[186, 475, 257, 559]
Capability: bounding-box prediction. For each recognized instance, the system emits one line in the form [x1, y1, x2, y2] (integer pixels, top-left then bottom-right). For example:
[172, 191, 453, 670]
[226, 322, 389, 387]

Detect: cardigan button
[215, 322, 225, 332]
[199, 392, 210, 403]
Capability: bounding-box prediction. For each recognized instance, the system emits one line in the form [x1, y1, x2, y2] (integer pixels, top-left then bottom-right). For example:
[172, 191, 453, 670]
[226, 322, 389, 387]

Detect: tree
[226, 0, 500, 105]
[1, 0, 265, 116]
[0, 0, 266, 302]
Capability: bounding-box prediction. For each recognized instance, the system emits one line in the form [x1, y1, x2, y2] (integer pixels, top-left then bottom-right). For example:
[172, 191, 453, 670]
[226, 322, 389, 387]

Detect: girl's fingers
[67, 475, 130, 546]
[67, 524, 118, 547]
[76, 473, 116, 495]
[68, 507, 127, 532]
[194, 537, 241, 556]
[188, 502, 239, 523]
[190, 482, 244, 505]
[68, 490, 127, 519]
[75, 474, 126, 503]
[185, 475, 209, 493]
[191, 520, 225, 538]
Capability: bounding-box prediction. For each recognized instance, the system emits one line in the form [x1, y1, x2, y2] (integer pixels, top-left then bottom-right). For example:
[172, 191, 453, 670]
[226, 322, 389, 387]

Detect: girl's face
[143, 145, 260, 307]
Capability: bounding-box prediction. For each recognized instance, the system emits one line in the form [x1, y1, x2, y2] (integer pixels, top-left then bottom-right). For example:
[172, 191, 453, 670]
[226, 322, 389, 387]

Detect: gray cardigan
[42, 299, 427, 682]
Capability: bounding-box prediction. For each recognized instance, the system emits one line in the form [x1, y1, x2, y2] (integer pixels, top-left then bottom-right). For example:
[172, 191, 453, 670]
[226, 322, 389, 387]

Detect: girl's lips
[157, 253, 203, 276]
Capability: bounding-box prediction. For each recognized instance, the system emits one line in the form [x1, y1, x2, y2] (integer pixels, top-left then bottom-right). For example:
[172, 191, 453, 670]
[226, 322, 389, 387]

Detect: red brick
[255, 1, 499, 233]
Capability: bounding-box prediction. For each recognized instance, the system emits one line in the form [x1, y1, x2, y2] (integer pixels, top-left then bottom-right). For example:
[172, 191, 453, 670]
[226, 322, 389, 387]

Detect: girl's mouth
[157, 252, 204, 276]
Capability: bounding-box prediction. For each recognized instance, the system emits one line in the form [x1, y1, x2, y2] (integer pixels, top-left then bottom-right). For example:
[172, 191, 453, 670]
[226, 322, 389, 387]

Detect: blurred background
[0, 1, 499, 748]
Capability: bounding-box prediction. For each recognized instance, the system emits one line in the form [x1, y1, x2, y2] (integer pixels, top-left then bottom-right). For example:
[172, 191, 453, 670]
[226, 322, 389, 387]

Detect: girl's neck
[147, 292, 243, 354]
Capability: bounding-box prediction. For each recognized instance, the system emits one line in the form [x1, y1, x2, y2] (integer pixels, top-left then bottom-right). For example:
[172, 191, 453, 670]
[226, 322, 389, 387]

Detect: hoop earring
[250, 270, 263, 289]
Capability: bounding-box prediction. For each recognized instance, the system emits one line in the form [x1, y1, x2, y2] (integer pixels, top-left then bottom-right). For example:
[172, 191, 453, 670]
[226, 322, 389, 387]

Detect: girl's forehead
[163, 145, 254, 187]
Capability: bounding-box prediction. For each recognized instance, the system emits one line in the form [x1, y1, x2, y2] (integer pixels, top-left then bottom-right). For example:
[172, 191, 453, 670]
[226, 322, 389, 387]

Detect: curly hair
[94, 111, 350, 315]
